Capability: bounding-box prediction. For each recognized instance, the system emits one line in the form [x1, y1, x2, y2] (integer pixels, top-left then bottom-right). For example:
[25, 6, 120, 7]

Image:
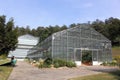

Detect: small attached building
[8, 34, 38, 60]
[27, 25, 112, 65]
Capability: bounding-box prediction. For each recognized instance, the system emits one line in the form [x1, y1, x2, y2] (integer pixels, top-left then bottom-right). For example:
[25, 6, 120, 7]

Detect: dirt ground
[8, 61, 119, 80]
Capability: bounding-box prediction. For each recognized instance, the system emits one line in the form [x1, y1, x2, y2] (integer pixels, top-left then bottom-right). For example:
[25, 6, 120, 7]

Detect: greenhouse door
[81, 49, 99, 66]
[82, 50, 92, 66]
[75, 48, 99, 66]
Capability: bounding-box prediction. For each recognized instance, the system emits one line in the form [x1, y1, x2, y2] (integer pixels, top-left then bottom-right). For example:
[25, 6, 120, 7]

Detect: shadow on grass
[0, 62, 17, 67]
[109, 70, 120, 80]
[0, 69, 2, 72]
[0, 62, 11, 66]
[88, 67, 120, 80]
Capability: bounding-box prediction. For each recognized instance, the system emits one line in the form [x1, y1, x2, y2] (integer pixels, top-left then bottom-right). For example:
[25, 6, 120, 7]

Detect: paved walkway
[8, 61, 119, 80]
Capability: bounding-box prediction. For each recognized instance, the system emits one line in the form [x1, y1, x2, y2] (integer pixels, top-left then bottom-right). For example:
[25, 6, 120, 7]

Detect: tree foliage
[14, 17, 120, 46]
[15, 25, 68, 42]
[0, 15, 18, 57]
[91, 17, 120, 46]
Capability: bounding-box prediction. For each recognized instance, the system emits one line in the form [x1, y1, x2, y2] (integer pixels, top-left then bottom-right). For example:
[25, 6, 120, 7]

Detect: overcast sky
[0, 0, 120, 28]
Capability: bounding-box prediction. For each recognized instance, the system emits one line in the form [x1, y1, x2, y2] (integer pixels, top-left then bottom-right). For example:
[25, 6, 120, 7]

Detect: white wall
[75, 61, 81, 66]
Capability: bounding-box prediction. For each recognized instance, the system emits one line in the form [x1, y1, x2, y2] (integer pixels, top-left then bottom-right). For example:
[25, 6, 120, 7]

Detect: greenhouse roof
[19, 34, 39, 40]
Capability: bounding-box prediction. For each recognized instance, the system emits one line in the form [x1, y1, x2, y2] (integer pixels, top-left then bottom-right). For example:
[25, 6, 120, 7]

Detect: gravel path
[8, 61, 119, 80]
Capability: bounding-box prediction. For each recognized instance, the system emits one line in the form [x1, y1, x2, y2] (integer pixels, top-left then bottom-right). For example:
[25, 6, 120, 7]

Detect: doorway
[75, 48, 98, 66]
[82, 50, 92, 65]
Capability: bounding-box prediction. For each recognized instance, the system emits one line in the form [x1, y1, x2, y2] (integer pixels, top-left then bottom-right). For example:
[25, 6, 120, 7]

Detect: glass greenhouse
[27, 24, 112, 65]
[8, 34, 38, 60]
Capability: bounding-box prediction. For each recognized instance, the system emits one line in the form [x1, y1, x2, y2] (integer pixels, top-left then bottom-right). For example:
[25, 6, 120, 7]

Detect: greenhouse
[27, 24, 112, 66]
[8, 34, 38, 61]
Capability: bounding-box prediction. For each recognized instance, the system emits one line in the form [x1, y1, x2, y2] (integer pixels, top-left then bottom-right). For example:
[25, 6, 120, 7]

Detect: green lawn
[69, 70, 120, 80]
[112, 47, 120, 57]
[0, 59, 13, 80]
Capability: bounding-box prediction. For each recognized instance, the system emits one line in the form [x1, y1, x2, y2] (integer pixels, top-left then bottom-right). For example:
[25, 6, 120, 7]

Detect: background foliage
[14, 17, 120, 46]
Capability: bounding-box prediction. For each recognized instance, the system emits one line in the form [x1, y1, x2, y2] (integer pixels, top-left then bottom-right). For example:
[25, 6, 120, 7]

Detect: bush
[110, 60, 117, 66]
[66, 61, 76, 67]
[53, 59, 66, 67]
[53, 59, 76, 68]
[54, 62, 59, 68]
[38, 59, 44, 68]
[38, 63, 51, 68]
[101, 60, 118, 66]
[37, 58, 76, 68]
[38, 58, 52, 68]
[42, 63, 51, 68]
[44, 58, 52, 65]
[101, 62, 107, 66]
[114, 56, 120, 68]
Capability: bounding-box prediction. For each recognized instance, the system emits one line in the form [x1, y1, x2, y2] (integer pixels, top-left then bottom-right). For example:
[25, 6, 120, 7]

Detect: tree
[91, 19, 105, 33]
[31, 28, 38, 36]
[26, 25, 31, 34]
[16, 26, 26, 36]
[60, 25, 68, 30]
[69, 23, 76, 28]
[91, 17, 120, 46]
[115, 36, 120, 46]
[0, 15, 18, 58]
[104, 17, 120, 45]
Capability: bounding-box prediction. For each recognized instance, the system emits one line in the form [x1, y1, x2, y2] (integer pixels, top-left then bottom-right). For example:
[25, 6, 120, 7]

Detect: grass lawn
[112, 47, 120, 57]
[69, 70, 120, 80]
[0, 59, 13, 80]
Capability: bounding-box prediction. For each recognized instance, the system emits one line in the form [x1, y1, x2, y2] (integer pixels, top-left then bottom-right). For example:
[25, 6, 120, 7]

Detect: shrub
[53, 59, 66, 67]
[66, 61, 76, 67]
[110, 60, 117, 66]
[38, 59, 44, 68]
[38, 58, 76, 68]
[114, 56, 120, 68]
[101, 60, 118, 66]
[38, 63, 51, 68]
[42, 63, 51, 68]
[38, 58, 52, 68]
[54, 62, 59, 68]
[101, 62, 107, 66]
[44, 58, 52, 65]
[53, 59, 76, 68]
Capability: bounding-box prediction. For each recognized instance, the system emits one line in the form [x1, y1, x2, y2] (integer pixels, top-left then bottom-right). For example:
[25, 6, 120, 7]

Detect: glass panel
[92, 50, 98, 61]
[75, 49, 81, 61]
